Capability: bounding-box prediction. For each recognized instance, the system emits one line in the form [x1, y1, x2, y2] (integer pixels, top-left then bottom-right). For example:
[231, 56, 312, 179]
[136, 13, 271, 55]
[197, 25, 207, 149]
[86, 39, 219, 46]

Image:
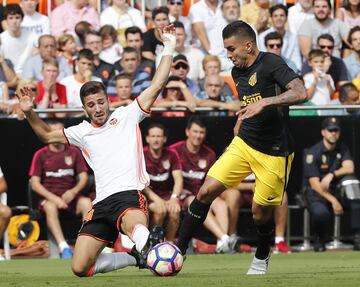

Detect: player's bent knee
[71, 262, 92, 277]
[197, 185, 217, 204]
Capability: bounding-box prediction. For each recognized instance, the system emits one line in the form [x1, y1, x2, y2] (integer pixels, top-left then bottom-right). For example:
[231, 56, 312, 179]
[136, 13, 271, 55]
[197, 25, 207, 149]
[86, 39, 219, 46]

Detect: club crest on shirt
[306, 154, 313, 164]
[109, 118, 118, 125]
[64, 156, 73, 166]
[248, 72, 257, 86]
[198, 159, 207, 169]
[162, 160, 170, 170]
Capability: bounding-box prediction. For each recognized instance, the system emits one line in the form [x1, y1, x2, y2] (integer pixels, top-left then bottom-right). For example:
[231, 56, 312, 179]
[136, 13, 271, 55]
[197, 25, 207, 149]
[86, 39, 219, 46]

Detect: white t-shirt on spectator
[60, 75, 102, 108]
[100, 43, 123, 64]
[0, 30, 37, 75]
[304, 72, 335, 106]
[288, 3, 314, 35]
[100, 6, 146, 32]
[21, 12, 50, 36]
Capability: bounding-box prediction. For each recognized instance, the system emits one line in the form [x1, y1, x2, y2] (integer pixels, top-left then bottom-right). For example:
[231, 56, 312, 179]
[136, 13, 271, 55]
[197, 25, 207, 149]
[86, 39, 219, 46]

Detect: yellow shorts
[207, 137, 293, 206]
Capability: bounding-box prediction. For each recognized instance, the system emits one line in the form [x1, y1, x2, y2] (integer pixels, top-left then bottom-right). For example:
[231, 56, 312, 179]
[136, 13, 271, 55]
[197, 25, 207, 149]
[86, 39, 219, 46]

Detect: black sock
[176, 198, 211, 255]
[255, 219, 274, 260]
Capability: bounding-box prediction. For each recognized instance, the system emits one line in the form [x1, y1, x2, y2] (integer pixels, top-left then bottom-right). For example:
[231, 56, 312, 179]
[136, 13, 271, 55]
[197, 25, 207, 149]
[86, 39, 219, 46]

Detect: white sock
[221, 234, 230, 243]
[93, 252, 136, 275]
[131, 224, 150, 253]
[120, 233, 135, 250]
[59, 241, 70, 252]
[275, 236, 284, 244]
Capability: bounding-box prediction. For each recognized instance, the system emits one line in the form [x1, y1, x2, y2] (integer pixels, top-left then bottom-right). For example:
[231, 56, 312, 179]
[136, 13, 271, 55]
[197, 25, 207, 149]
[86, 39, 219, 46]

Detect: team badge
[109, 118, 118, 125]
[162, 160, 170, 170]
[198, 159, 207, 169]
[248, 72, 257, 86]
[306, 154, 313, 164]
[64, 156, 73, 166]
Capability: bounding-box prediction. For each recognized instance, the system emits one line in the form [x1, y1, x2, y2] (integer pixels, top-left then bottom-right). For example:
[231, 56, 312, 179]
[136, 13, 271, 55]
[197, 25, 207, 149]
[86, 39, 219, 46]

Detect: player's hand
[320, 172, 334, 191]
[331, 198, 343, 215]
[158, 24, 175, 42]
[166, 199, 181, 213]
[15, 86, 35, 112]
[236, 100, 266, 120]
[62, 189, 76, 204]
[53, 196, 68, 209]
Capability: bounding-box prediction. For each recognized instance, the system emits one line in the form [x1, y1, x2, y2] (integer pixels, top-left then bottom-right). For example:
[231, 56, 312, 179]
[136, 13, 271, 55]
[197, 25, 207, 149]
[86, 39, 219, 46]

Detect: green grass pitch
[0, 252, 360, 287]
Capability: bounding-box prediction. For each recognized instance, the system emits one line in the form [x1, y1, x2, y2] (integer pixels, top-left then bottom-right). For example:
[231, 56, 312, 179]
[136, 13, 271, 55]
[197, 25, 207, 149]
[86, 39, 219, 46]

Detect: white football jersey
[64, 100, 150, 204]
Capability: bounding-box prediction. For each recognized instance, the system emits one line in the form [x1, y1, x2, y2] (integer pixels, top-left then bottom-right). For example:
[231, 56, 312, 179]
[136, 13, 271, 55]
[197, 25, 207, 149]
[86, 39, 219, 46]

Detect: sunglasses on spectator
[319, 45, 334, 50]
[174, 63, 188, 70]
[267, 43, 282, 49]
[169, 1, 183, 5]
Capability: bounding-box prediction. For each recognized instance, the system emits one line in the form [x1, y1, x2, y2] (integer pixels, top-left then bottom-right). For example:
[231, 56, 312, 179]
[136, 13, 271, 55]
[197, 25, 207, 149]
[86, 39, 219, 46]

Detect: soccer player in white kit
[16, 25, 176, 277]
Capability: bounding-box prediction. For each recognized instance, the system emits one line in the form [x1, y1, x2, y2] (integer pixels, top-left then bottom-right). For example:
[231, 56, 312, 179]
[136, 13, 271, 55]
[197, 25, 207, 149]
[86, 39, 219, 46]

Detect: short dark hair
[152, 6, 169, 20]
[85, 30, 101, 42]
[38, 35, 56, 47]
[75, 21, 92, 46]
[308, 49, 325, 61]
[4, 4, 24, 19]
[222, 20, 256, 43]
[173, 21, 185, 29]
[125, 26, 143, 39]
[80, 81, 107, 104]
[317, 33, 335, 44]
[186, 116, 206, 130]
[146, 123, 168, 137]
[77, 48, 94, 61]
[339, 82, 358, 102]
[264, 32, 283, 47]
[122, 46, 140, 58]
[348, 26, 360, 44]
[115, 73, 132, 83]
[269, 4, 288, 17]
[313, 0, 332, 9]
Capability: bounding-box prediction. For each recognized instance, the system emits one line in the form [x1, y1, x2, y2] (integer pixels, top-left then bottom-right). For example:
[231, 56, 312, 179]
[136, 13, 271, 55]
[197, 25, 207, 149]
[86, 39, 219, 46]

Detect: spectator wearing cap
[142, 7, 170, 61]
[156, 21, 204, 82]
[167, 0, 192, 46]
[303, 117, 360, 252]
[153, 75, 196, 117]
[106, 47, 151, 98]
[171, 54, 200, 97]
[50, 0, 100, 38]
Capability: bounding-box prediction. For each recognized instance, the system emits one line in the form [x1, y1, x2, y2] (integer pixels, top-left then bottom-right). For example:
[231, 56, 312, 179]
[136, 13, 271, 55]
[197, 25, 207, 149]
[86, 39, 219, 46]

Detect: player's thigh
[252, 152, 294, 206]
[208, 137, 252, 189]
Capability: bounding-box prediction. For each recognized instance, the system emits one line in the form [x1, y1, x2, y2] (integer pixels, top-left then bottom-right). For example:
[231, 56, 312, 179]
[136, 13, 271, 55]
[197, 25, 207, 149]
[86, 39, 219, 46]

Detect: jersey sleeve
[170, 150, 182, 171]
[303, 150, 321, 179]
[117, 99, 150, 123]
[63, 122, 86, 148]
[269, 54, 299, 89]
[29, 149, 44, 177]
[341, 144, 353, 162]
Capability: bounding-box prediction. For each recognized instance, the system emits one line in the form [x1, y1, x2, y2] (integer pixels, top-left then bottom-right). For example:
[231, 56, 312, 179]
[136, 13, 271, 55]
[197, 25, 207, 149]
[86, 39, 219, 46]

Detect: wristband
[171, 194, 180, 200]
[162, 33, 176, 56]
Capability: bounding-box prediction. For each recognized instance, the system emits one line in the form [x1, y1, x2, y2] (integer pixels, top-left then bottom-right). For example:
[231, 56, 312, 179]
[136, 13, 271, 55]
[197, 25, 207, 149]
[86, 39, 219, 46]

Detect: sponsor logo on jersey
[241, 93, 262, 107]
[198, 159, 207, 169]
[109, 118, 118, 125]
[149, 172, 169, 182]
[182, 170, 206, 180]
[45, 169, 75, 177]
[64, 156, 73, 166]
[248, 72, 257, 86]
[162, 160, 170, 170]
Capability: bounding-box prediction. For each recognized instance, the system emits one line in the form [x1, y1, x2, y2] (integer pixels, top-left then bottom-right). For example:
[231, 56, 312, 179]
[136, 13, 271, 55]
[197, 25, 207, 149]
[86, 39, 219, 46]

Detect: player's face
[224, 36, 252, 69]
[186, 123, 206, 148]
[350, 31, 360, 52]
[322, 128, 340, 145]
[313, 0, 331, 21]
[82, 92, 110, 126]
[146, 127, 166, 151]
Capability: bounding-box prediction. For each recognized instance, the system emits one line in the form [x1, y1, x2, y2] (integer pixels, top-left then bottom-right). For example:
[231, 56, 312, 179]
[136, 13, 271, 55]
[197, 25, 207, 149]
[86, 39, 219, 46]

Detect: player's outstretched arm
[16, 86, 67, 144]
[137, 25, 176, 111]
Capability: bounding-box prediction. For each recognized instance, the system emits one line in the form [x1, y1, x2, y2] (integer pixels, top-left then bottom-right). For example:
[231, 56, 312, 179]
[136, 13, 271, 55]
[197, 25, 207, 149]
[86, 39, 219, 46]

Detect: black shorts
[79, 190, 147, 246]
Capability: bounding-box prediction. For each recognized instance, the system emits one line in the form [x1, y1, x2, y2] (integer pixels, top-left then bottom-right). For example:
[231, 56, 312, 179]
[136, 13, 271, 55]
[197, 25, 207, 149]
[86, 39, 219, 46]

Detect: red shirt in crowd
[36, 81, 67, 107]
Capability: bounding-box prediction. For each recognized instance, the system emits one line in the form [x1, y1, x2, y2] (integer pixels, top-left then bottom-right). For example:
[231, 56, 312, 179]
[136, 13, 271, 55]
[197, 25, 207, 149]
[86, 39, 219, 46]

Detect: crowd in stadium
[0, 0, 360, 260]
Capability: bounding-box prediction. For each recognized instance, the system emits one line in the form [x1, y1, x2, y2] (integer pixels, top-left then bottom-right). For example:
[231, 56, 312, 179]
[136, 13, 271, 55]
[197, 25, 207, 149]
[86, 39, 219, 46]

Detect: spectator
[0, 53, 18, 90]
[167, 0, 192, 46]
[302, 34, 349, 88]
[171, 54, 200, 96]
[143, 123, 182, 242]
[20, 0, 50, 36]
[51, 0, 100, 37]
[259, 4, 302, 72]
[343, 26, 360, 81]
[152, 75, 196, 116]
[170, 117, 235, 253]
[84, 30, 114, 86]
[0, 165, 11, 260]
[288, 0, 314, 35]
[240, 0, 270, 33]
[99, 25, 123, 65]
[22, 35, 72, 81]
[125, 26, 156, 77]
[109, 74, 133, 108]
[0, 4, 37, 75]
[338, 82, 360, 115]
[303, 117, 360, 251]
[298, 0, 349, 59]
[100, 0, 146, 46]
[107, 47, 151, 98]
[74, 21, 93, 48]
[335, 0, 360, 29]
[195, 74, 238, 116]
[303, 49, 335, 110]
[142, 6, 170, 61]
[264, 32, 299, 74]
[156, 21, 204, 82]
[36, 58, 67, 118]
[57, 34, 77, 72]
[60, 49, 102, 108]
[29, 120, 91, 258]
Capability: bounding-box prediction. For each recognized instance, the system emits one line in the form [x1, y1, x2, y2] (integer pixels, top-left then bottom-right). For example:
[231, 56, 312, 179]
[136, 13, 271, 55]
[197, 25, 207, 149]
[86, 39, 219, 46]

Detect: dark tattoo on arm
[263, 78, 307, 108]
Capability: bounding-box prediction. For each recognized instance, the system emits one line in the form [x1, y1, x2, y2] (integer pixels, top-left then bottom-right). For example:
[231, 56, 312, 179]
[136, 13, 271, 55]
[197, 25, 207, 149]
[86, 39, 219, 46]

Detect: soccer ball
[146, 242, 184, 276]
